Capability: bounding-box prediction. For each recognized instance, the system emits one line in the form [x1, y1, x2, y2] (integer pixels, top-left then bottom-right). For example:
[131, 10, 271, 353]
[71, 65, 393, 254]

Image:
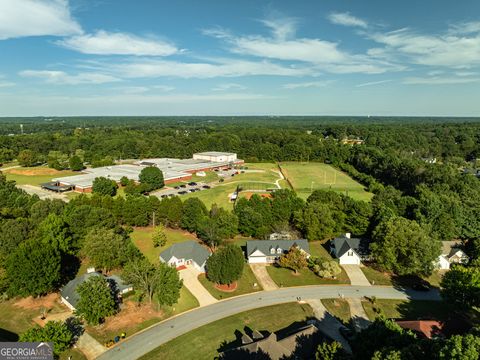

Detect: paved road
[97, 285, 440, 360]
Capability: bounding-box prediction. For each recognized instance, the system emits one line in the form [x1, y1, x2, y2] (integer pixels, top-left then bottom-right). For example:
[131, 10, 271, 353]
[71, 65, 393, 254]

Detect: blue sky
[1, 0, 480, 116]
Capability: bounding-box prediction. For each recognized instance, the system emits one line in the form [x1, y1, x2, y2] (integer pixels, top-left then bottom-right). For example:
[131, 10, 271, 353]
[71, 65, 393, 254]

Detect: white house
[330, 233, 370, 265]
[436, 241, 469, 270]
[245, 239, 310, 264]
[159, 241, 211, 272]
[193, 151, 238, 163]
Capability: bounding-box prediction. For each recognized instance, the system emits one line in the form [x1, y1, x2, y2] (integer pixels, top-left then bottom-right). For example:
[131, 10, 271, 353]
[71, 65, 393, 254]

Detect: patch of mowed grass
[321, 299, 351, 324]
[130, 227, 199, 264]
[139, 302, 314, 360]
[280, 162, 373, 202]
[197, 265, 262, 300]
[266, 265, 349, 287]
[5, 167, 79, 186]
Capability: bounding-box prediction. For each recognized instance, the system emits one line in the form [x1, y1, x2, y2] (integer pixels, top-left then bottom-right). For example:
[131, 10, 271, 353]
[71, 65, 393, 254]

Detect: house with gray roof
[330, 233, 370, 265]
[159, 240, 211, 272]
[60, 271, 133, 311]
[245, 239, 310, 264]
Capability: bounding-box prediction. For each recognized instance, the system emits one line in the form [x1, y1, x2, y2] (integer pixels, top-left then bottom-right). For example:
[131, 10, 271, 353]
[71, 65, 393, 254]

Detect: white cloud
[114, 86, 149, 94]
[368, 26, 480, 68]
[212, 83, 247, 91]
[204, 21, 399, 74]
[95, 58, 313, 79]
[328, 12, 368, 29]
[260, 16, 298, 40]
[356, 79, 392, 87]
[403, 76, 480, 85]
[19, 70, 120, 84]
[0, 0, 82, 40]
[57, 30, 179, 56]
[282, 80, 334, 89]
[0, 81, 15, 87]
[153, 85, 175, 92]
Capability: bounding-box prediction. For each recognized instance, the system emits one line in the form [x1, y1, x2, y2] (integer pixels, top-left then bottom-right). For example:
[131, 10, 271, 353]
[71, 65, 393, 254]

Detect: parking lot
[152, 181, 212, 198]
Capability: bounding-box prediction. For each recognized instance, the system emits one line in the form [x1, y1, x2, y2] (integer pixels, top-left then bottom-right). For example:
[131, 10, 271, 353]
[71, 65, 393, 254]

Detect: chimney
[345, 233, 351, 239]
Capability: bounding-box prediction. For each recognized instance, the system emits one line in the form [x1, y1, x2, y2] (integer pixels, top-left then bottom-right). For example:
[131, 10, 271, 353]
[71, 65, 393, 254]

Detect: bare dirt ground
[102, 301, 163, 332]
[14, 293, 59, 310]
[5, 168, 62, 176]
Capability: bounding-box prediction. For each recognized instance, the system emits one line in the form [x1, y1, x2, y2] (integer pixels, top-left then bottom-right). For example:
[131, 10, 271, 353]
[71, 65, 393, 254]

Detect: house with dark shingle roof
[245, 239, 310, 264]
[60, 270, 132, 311]
[159, 240, 211, 272]
[330, 233, 370, 265]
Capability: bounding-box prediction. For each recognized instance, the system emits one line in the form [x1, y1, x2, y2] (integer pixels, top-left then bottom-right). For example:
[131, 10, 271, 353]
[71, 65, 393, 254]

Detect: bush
[206, 245, 244, 285]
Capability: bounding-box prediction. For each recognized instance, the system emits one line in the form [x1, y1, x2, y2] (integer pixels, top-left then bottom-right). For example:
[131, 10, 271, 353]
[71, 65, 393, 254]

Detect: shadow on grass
[0, 328, 19, 341]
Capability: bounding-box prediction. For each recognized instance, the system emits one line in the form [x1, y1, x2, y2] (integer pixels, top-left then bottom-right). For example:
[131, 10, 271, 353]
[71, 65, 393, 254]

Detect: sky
[0, 0, 480, 116]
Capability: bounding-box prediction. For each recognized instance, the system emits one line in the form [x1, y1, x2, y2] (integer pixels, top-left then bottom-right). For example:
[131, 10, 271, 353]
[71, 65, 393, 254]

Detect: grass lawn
[360, 266, 393, 286]
[279, 162, 373, 202]
[139, 302, 314, 360]
[362, 299, 456, 322]
[321, 299, 351, 324]
[4, 166, 79, 186]
[266, 265, 350, 287]
[190, 170, 219, 183]
[130, 226, 198, 264]
[197, 265, 263, 300]
[87, 286, 199, 344]
[59, 349, 87, 360]
[309, 241, 333, 259]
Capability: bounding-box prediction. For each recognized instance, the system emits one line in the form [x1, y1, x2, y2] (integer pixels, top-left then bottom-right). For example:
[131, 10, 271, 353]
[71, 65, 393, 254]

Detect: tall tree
[152, 224, 167, 247]
[81, 228, 128, 272]
[181, 197, 208, 233]
[123, 258, 157, 303]
[370, 216, 441, 276]
[17, 149, 37, 167]
[279, 246, 308, 274]
[37, 213, 74, 254]
[76, 275, 117, 325]
[20, 321, 73, 356]
[139, 166, 164, 192]
[441, 265, 480, 308]
[69, 155, 84, 171]
[92, 177, 118, 197]
[206, 245, 244, 285]
[155, 261, 182, 306]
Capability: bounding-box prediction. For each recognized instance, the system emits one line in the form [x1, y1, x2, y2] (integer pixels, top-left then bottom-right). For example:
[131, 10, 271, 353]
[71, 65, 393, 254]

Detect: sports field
[2, 166, 79, 186]
[279, 162, 373, 202]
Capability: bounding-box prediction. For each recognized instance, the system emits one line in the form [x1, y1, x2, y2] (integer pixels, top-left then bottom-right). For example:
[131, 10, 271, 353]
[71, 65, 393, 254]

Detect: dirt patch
[241, 192, 273, 199]
[214, 282, 238, 292]
[14, 293, 59, 310]
[101, 301, 163, 332]
[6, 168, 63, 176]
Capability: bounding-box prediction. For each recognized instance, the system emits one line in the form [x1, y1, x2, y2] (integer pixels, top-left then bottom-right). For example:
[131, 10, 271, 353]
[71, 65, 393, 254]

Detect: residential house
[60, 270, 132, 311]
[245, 239, 310, 264]
[396, 320, 444, 339]
[159, 240, 211, 272]
[330, 233, 370, 265]
[221, 324, 321, 359]
[436, 241, 469, 270]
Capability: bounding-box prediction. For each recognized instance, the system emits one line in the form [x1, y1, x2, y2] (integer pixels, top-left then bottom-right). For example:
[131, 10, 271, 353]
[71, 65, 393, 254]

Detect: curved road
[97, 285, 440, 360]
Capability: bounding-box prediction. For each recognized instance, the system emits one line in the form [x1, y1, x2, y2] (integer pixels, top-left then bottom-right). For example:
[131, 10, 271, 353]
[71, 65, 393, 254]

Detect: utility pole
[152, 211, 156, 228]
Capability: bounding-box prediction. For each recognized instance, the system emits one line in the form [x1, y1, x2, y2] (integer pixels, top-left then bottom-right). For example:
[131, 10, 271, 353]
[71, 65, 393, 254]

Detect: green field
[3, 166, 79, 186]
[279, 162, 373, 201]
[266, 265, 350, 287]
[130, 227, 199, 264]
[139, 302, 314, 360]
[197, 265, 262, 300]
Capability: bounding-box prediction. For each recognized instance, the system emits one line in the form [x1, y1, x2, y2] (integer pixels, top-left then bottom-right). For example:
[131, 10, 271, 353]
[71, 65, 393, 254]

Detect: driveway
[76, 332, 106, 359]
[342, 265, 371, 286]
[249, 264, 278, 291]
[346, 298, 370, 332]
[306, 299, 351, 353]
[178, 266, 217, 307]
[97, 285, 440, 360]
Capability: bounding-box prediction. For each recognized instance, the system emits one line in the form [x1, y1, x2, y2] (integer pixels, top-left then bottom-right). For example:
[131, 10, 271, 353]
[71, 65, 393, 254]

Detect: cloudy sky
[0, 0, 480, 116]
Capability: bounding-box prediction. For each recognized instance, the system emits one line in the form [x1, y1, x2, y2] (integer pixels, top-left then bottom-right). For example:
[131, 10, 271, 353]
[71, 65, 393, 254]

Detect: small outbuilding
[246, 239, 310, 264]
[159, 240, 211, 272]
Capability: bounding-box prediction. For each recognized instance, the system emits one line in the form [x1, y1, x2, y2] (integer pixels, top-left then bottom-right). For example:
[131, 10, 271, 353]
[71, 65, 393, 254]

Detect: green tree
[6, 240, 62, 297]
[441, 265, 480, 308]
[279, 246, 308, 274]
[181, 197, 208, 233]
[155, 261, 182, 306]
[139, 166, 164, 192]
[69, 155, 84, 171]
[316, 341, 343, 360]
[370, 216, 441, 276]
[310, 258, 342, 279]
[119, 176, 130, 187]
[17, 149, 37, 167]
[20, 321, 73, 356]
[152, 224, 167, 247]
[206, 245, 244, 285]
[81, 228, 128, 272]
[439, 333, 480, 360]
[37, 213, 74, 254]
[123, 258, 157, 303]
[76, 275, 117, 325]
[92, 177, 118, 196]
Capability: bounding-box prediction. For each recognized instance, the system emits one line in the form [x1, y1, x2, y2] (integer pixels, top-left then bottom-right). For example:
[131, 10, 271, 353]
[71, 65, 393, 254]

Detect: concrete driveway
[249, 264, 278, 291]
[178, 265, 217, 307]
[346, 298, 370, 332]
[342, 265, 371, 286]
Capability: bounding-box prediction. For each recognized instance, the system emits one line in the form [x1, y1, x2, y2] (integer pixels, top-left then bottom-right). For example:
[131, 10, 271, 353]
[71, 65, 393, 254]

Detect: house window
[270, 247, 275, 254]
[277, 248, 282, 254]
[348, 251, 353, 256]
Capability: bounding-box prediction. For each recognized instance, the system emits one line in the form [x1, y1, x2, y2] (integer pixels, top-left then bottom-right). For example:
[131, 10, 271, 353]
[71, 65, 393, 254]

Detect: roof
[159, 241, 210, 266]
[193, 151, 236, 157]
[396, 320, 443, 339]
[224, 325, 318, 360]
[246, 239, 310, 258]
[60, 272, 132, 309]
[441, 241, 466, 258]
[332, 235, 369, 258]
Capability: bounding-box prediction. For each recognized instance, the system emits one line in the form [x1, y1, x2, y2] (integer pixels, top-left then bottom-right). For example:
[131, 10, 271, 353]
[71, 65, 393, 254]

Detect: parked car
[180, 184, 187, 188]
[189, 189, 196, 193]
[174, 186, 180, 189]
[178, 191, 187, 195]
[161, 194, 168, 198]
[188, 182, 197, 186]
[202, 185, 211, 189]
